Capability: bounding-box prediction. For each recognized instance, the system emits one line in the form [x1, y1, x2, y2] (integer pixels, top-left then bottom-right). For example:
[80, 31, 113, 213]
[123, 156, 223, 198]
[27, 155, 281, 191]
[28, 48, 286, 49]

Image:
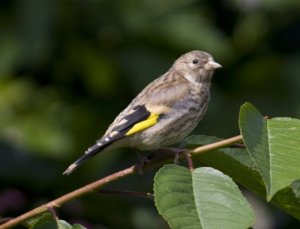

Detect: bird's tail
[63, 141, 111, 175]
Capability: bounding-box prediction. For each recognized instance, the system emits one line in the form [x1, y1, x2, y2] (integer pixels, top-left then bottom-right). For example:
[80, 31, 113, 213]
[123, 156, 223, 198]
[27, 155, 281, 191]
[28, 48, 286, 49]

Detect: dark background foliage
[0, 0, 300, 228]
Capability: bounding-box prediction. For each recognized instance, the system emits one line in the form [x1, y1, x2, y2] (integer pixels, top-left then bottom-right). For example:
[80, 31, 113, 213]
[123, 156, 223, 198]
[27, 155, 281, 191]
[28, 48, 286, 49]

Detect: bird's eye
[192, 59, 198, 64]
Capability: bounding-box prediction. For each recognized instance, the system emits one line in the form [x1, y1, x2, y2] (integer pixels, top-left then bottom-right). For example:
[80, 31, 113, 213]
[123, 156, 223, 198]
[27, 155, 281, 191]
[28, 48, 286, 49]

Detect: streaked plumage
[63, 50, 221, 175]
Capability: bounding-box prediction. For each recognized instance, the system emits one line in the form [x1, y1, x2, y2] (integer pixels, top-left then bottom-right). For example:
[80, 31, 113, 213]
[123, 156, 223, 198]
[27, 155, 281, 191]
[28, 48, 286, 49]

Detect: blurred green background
[1, 0, 300, 228]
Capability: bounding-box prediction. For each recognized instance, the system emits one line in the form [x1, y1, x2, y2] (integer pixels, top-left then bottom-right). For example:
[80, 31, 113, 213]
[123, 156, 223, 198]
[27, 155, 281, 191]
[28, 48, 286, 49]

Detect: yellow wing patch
[125, 113, 159, 136]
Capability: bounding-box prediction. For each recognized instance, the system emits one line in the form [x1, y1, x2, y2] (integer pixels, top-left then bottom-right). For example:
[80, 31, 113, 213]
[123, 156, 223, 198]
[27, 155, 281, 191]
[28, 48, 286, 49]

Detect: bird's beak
[205, 60, 222, 70]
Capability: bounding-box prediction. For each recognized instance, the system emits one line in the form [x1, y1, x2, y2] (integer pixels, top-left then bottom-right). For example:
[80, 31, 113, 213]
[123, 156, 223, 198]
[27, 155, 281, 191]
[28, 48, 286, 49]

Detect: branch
[99, 189, 154, 200]
[0, 135, 242, 229]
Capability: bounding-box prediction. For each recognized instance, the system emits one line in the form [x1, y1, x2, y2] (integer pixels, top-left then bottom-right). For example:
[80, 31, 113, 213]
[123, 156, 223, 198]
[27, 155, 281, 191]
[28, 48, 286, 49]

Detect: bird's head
[172, 50, 222, 83]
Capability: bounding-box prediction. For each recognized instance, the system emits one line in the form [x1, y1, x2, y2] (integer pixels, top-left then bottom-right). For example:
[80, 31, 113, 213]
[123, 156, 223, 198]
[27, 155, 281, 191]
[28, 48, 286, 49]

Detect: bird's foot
[136, 152, 156, 174]
[159, 147, 194, 171]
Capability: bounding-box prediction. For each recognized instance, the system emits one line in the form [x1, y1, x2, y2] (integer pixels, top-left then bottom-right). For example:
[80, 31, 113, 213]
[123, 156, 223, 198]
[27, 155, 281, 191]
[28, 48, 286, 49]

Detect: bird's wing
[105, 75, 189, 139]
[104, 104, 159, 141]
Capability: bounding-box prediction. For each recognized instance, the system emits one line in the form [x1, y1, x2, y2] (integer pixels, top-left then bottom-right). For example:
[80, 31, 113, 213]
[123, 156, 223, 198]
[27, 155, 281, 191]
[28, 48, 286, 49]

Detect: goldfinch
[63, 50, 221, 175]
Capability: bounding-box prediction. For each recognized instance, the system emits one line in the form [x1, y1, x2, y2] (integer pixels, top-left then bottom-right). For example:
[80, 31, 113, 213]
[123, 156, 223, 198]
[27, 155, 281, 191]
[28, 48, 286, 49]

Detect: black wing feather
[111, 105, 150, 134]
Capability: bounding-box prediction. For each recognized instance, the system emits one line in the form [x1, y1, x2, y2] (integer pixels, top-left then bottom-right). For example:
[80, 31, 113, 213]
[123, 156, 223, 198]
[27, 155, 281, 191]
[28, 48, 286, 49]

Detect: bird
[63, 50, 221, 175]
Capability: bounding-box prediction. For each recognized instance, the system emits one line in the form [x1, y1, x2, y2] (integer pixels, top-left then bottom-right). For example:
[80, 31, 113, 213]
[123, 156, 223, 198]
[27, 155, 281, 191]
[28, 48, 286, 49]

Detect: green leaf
[238, 102, 270, 196]
[182, 134, 300, 219]
[57, 220, 72, 229]
[28, 213, 87, 229]
[154, 164, 254, 229]
[267, 118, 300, 198]
[272, 180, 300, 218]
[239, 102, 300, 199]
[28, 213, 56, 229]
[57, 220, 86, 229]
